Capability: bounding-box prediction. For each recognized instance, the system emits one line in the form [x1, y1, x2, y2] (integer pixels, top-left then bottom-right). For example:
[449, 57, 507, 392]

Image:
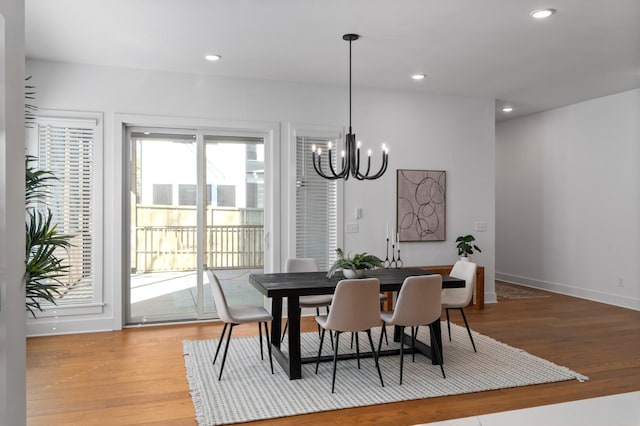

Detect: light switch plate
[475, 222, 488, 232]
[345, 223, 359, 233]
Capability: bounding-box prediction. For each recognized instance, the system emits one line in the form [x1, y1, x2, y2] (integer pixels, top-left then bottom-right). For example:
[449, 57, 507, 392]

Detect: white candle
[397, 232, 400, 249]
[386, 223, 389, 240]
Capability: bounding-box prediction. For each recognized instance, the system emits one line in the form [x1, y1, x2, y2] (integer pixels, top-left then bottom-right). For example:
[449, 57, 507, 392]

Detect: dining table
[249, 267, 465, 380]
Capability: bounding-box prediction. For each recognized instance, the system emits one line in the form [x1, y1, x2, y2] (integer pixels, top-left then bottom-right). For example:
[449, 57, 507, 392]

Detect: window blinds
[38, 117, 96, 305]
[295, 136, 338, 270]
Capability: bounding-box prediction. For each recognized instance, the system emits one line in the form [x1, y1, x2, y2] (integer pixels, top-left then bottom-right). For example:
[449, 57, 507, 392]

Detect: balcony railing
[133, 224, 264, 273]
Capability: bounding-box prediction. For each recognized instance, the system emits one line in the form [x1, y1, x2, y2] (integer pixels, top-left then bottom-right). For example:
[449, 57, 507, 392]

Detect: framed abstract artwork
[396, 169, 446, 242]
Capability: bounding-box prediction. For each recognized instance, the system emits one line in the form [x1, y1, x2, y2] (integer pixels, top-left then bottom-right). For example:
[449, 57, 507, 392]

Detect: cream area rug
[183, 323, 587, 426]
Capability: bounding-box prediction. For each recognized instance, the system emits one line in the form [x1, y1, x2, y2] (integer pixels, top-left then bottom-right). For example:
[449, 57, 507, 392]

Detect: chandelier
[311, 34, 389, 181]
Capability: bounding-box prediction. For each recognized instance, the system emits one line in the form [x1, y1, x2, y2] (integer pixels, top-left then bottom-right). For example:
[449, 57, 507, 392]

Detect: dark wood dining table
[249, 267, 465, 380]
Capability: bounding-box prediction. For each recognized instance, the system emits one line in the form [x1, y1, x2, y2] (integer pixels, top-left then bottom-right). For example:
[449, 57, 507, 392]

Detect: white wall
[496, 89, 640, 310]
[25, 58, 496, 334]
[0, 0, 26, 423]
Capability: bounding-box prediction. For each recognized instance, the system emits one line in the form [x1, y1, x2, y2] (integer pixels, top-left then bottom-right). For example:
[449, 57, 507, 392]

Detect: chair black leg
[459, 308, 477, 352]
[380, 323, 388, 346]
[446, 308, 452, 341]
[377, 321, 386, 354]
[281, 319, 288, 342]
[331, 331, 341, 393]
[258, 322, 264, 360]
[213, 322, 228, 365]
[366, 329, 384, 388]
[411, 326, 416, 362]
[429, 324, 446, 379]
[315, 307, 322, 336]
[263, 322, 274, 374]
[399, 326, 405, 385]
[355, 332, 361, 369]
[218, 324, 235, 380]
[315, 328, 326, 374]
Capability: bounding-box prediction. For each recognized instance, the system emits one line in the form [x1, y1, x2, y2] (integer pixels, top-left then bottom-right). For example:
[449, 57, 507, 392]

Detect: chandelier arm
[362, 152, 389, 180]
[328, 148, 347, 178]
[312, 152, 341, 180]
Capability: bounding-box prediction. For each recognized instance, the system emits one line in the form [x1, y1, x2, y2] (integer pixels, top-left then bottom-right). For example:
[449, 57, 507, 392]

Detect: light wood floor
[27, 284, 640, 425]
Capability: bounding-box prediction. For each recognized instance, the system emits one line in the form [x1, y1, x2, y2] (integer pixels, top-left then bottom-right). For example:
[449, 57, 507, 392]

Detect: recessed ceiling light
[205, 54, 221, 62]
[530, 9, 556, 19]
[412, 74, 426, 80]
[502, 106, 514, 113]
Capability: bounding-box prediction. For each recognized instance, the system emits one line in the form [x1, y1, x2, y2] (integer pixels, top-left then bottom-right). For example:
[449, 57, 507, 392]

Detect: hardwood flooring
[27, 285, 640, 425]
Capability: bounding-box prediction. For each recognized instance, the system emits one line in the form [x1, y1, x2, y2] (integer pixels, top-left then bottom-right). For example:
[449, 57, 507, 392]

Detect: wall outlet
[345, 223, 359, 233]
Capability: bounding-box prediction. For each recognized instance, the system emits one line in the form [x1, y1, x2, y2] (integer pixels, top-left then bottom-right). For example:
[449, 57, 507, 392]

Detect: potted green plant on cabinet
[455, 234, 481, 261]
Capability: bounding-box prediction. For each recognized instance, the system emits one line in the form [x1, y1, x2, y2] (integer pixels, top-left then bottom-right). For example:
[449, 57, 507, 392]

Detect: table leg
[429, 319, 443, 365]
[287, 296, 301, 379]
[270, 297, 282, 349]
[393, 321, 443, 365]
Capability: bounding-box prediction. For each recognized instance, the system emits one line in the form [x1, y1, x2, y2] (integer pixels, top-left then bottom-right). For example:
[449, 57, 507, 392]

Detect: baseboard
[496, 272, 640, 311]
[27, 317, 117, 337]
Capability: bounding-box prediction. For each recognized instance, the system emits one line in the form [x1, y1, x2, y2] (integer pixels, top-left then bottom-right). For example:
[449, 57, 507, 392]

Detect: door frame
[114, 113, 280, 328]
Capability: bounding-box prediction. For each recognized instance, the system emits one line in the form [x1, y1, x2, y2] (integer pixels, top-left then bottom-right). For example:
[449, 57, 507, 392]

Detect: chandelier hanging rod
[311, 33, 389, 181]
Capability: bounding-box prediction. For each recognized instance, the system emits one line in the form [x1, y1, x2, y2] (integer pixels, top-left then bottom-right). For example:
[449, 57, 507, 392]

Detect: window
[36, 114, 101, 308]
[153, 183, 173, 205]
[295, 136, 338, 270]
[217, 185, 236, 207]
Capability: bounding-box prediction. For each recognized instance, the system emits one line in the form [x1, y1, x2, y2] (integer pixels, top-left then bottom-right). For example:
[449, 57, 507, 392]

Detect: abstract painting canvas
[397, 169, 446, 241]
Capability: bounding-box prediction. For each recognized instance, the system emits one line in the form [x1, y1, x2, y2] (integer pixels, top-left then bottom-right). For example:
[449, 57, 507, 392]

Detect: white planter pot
[343, 269, 365, 279]
[460, 256, 471, 262]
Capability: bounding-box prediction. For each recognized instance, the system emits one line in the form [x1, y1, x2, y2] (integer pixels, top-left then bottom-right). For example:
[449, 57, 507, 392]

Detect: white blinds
[38, 117, 96, 305]
[295, 136, 338, 270]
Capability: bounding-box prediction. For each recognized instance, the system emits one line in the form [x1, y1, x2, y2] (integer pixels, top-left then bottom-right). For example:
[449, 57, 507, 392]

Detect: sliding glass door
[126, 128, 264, 324]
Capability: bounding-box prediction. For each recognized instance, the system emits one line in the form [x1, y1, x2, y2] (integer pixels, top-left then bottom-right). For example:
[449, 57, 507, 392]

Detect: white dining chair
[379, 274, 445, 384]
[281, 258, 333, 343]
[207, 270, 274, 380]
[314, 278, 385, 393]
[442, 261, 478, 352]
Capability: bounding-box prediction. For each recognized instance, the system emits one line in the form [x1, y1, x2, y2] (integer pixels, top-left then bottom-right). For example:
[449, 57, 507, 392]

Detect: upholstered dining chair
[315, 278, 385, 393]
[281, 258, 333, 342]
[207, 270, 274, 380]
[378, 274, 445, 384]
[442, 261, 478, 352]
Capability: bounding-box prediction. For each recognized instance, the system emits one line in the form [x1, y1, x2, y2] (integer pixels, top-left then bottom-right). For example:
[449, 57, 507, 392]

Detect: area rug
[183, 324, 587, 426]
[496, 282, 551, 300]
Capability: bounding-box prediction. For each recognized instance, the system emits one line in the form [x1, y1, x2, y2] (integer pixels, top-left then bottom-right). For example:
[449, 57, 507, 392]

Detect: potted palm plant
[456, 234, 481, 261]
[326, 248, 383, 279]
[25, 155, 73, 317]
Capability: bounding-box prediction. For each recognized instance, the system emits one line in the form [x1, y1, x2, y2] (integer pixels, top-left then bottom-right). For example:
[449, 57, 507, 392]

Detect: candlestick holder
[396, 249, 403, 268]
[390, 244, 397, 268]
[384, 238, 391, 268]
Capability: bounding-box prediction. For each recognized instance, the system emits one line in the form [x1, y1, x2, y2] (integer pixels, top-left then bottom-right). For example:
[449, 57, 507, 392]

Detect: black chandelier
[311, 33, 389, 181]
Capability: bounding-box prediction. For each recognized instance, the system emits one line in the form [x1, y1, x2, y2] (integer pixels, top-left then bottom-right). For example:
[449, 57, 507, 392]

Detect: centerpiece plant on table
[326, 248, 384, 279]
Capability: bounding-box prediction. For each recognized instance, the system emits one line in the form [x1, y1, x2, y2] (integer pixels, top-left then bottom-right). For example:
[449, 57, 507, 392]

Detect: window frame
[28, 110, 104, 317]
[286, 124, 344, 270]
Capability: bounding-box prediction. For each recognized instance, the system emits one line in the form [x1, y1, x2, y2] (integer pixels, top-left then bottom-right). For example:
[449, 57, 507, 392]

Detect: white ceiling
[25, 0, 640, 121]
